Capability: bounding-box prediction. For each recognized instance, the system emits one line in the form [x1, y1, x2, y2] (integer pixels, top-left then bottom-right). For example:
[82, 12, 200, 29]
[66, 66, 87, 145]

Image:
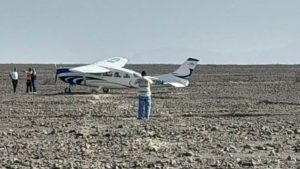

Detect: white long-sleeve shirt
[10, 72, 18, 80]
[135, 76, 153, 97]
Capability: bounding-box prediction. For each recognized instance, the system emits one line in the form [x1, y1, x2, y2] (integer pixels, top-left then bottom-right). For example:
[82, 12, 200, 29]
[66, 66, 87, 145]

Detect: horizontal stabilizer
[151, 74, 189, 88]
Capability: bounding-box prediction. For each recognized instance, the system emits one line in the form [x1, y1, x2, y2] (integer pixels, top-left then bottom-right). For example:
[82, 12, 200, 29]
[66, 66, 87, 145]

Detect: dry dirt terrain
[0, 64, 300, 169]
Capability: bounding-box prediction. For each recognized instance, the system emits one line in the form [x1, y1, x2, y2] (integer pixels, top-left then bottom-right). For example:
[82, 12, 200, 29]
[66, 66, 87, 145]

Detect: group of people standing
[9, 67, 37, 93]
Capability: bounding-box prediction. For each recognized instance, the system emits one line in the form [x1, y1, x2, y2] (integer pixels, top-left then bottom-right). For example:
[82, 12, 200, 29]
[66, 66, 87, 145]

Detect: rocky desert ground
[0, 64, 300, 169]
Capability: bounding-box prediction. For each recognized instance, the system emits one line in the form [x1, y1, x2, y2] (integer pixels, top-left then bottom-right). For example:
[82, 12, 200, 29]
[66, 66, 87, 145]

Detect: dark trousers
[26, 80, 32, 93]
[12, 79, 18, 93]
[32, 79, 36, 92]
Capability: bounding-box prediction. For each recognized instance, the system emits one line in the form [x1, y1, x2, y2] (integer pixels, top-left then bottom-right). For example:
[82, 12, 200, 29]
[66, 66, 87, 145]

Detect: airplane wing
[70, 64, 110, 73]
[94, 57, 128, 68]
[70, 57, 128, 73]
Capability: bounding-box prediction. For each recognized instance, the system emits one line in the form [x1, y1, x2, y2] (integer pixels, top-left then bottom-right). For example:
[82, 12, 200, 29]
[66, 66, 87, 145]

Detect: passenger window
[123, 74, 130, 78]
[103, 72, 112, 77]
[90, 73, 102, 76]
[114, 72, 122, 78]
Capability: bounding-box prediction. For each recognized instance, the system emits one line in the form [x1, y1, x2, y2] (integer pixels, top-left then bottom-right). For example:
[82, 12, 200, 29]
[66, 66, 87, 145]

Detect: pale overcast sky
[0, 0, 299, 64]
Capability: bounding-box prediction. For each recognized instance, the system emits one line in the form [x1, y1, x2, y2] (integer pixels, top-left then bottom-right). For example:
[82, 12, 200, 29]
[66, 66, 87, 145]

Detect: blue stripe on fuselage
[57, 68, 72, 74]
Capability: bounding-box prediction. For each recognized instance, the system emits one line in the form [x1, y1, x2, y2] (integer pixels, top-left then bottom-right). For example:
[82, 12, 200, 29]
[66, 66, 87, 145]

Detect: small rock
[262, 126, 270, 131]
[42, 130, 48, 135]
[104, 133, 111, 137]
[187, 157, 194, 163]
[286, 129, 294, 135]
[182, 151, 194, 157]
[287, 156, 296, 161]
[2, 131, 7, 136]
[211, 126, 219, 131]
[294, 129, 300, 134]
[238, 159, 255, 167]
[244, 144, 252, 149]
[48, 129, 56, 135]
[147, 131, 156, 137]
[170, 160, 176, 166]
[13, 158, 20, 163]
[255, 145, 267, 151]
[68, 129, 76, 133]
[269, 150, 276, 156]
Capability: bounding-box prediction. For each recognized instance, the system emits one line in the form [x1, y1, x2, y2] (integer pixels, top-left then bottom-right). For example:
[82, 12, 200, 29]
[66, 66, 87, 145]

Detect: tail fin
[150, 58, 199, 87]
[172, 58, 199, 79]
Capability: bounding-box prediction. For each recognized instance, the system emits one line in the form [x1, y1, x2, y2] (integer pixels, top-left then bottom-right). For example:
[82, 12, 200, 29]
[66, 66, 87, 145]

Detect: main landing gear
[64, 86, 72, 93]
[102, 88, 110, 93]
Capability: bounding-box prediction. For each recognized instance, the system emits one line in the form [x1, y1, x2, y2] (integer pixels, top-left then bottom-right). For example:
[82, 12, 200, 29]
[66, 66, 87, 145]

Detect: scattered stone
[238, 159, 255, 167]
[287, 156, 296, 162]
[294, 129, 300, 134]
[104, 133, 111, 137]
[269, 150, 276, 156]
[68, 129, 76, 133]
[170, 160, 177, 166]
[48, 129, 56, 135]
[182, 151, 194, 157]
[211, 126, 219, 131]
[244, 144, 252, 149]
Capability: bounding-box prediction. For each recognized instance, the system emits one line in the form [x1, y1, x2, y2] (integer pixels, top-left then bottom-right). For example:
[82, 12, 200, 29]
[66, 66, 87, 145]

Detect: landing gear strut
[102, 88, 110, 93]
[65, 87, 71, 93]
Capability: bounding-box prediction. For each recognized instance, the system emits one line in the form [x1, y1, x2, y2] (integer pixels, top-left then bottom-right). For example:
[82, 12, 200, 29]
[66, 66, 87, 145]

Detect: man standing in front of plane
[135, 71, 153, 120]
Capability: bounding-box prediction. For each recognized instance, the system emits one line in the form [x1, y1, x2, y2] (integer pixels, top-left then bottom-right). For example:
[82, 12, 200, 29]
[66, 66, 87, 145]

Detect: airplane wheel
[103, 88, 110, 93]
[65, 87, 71, 93]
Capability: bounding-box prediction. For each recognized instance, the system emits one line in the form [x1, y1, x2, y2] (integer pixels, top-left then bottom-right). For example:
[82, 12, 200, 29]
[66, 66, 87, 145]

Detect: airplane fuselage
[55, 57, 198, 93]
[57, 67, 142, 89]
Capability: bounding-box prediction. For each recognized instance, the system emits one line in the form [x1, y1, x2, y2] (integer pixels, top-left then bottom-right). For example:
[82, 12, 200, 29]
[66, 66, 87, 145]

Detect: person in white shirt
[134, 71, 153, 120]
[9, 68, 18, 93]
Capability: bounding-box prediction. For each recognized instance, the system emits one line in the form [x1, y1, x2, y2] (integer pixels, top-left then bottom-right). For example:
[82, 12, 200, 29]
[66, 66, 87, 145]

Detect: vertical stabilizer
[172, 58, 199, 79]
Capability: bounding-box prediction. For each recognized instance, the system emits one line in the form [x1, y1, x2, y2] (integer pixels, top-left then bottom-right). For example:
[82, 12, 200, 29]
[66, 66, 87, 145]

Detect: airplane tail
[172, 58, 199, 79]
[151, 58, 199, 87]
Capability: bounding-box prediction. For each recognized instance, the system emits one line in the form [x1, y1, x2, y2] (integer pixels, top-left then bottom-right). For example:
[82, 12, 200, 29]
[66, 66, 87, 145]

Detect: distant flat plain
[0, 64, 300, 168]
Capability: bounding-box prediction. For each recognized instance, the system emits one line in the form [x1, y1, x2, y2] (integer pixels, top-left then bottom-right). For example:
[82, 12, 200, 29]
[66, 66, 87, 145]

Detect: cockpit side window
[133, 73, 140, 78]
[114, 72, 122, 78]
[103, 72, 112, 77]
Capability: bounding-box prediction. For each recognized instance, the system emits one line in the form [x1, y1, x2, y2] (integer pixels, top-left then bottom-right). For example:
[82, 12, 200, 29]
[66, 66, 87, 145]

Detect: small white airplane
[55, 57, 199, 93]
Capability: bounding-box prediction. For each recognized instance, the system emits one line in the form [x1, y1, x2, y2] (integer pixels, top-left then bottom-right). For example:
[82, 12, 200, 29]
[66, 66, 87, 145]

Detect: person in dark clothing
[9, 68, 18, 93]
[25, 68, 32, 93]
[32, 68, 37, 93]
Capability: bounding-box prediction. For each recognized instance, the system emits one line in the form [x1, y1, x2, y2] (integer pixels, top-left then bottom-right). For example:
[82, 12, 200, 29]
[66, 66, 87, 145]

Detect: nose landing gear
[102, 88, 110, 93]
